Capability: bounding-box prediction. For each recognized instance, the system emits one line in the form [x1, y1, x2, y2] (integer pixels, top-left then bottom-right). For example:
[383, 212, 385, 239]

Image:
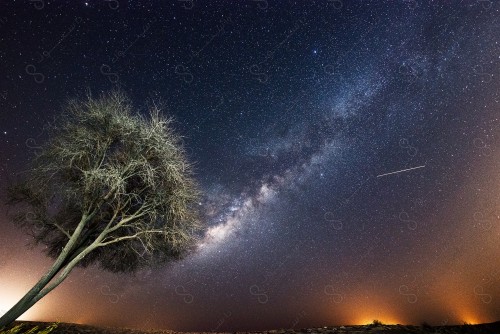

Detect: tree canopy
[7, 90, 202, 273]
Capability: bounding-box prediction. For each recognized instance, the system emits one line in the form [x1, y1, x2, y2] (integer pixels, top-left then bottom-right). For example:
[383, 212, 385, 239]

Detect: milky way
[0, 1, 499, 332]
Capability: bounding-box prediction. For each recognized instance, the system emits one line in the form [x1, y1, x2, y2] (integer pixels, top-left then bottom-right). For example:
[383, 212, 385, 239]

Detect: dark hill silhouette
[2, 320, 500, 334]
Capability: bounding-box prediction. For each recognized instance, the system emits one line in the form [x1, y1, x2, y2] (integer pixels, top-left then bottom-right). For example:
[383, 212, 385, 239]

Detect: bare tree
[0, 90, 202, 328]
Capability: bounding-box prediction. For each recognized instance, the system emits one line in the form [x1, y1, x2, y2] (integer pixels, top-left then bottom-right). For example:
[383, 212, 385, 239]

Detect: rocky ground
[1, 321, 499, 334]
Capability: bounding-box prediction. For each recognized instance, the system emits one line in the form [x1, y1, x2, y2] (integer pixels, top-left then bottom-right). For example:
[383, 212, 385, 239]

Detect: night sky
[1, 0, 500, 332]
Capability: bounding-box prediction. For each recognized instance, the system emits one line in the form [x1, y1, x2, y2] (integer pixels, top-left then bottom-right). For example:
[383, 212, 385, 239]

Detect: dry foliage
[7, 90, 202, 273]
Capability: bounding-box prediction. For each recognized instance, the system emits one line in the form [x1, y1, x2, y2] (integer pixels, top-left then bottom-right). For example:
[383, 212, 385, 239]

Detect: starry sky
[0, 0, 499, 332]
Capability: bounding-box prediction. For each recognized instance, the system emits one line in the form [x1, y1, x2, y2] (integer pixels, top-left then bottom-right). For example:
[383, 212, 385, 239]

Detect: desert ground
[1, 321, 500, 334]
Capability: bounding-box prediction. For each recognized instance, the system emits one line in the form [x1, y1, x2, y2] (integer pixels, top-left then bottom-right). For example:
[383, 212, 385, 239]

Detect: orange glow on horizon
[337, 294, 405, 326]
[354, 317, 402, 326]
[0, 264, 58, 323]
[0, 288, 41, 321]
[457, 310, 482, 325]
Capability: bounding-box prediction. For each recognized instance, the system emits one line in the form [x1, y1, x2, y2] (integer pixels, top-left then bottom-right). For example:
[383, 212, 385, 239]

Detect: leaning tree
[0, 90, 202, 328]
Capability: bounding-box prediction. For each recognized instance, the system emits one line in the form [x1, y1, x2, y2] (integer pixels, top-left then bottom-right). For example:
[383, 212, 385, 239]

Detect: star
[0, 1, 498, 331]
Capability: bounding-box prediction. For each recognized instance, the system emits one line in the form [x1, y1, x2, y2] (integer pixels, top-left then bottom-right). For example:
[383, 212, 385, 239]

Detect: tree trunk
[0, 277, 54, 328]
[0, 214, 90, 329]
[0, 241, 98, 328]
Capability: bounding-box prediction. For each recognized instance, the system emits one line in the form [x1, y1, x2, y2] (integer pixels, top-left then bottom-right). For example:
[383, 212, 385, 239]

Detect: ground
[1, 321, 500, 334]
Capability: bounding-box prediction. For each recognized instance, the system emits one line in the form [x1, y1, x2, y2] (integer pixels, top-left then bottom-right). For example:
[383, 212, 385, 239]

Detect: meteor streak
[376, 165, 426, 178]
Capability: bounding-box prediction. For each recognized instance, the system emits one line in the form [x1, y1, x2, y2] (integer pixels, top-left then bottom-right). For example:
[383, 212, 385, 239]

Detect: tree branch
[105, 202, 152, 234]
[98, 229, 164, 247]
[52, 222, 71, 239]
